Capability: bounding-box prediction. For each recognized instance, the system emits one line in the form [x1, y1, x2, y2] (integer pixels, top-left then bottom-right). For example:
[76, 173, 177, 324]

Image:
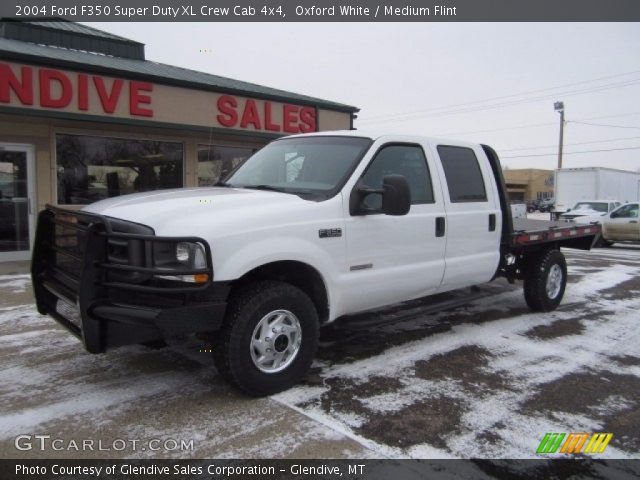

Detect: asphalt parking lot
[1, 244, 639, 460]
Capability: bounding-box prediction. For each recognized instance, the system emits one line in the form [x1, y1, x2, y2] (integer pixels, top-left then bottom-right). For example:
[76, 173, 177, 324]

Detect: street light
[554, 101, 565, 169]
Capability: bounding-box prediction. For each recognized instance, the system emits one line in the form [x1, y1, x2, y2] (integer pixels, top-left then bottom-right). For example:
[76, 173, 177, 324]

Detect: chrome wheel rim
[250, 309, 302, 373]
[546, 264, 563, 299]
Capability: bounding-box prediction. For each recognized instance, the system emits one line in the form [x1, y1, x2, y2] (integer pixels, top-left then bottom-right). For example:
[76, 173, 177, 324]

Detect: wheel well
[233, 261, 330, 323]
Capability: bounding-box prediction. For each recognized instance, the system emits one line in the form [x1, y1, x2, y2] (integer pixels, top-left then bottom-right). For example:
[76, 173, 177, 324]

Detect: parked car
[538, 198, 555, 212]
[560, 200, 621, 221]
[526, 199, 539, 213]
[576, 202, 639, 246]
[31, 131, 600, 396]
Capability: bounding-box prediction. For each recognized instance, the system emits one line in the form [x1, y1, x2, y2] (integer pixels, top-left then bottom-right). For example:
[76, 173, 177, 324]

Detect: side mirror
[381, 174, 411, 216]
[610, 211, 618, 219]
[567, 208, 572, 212]
[349, 174, 411, 216]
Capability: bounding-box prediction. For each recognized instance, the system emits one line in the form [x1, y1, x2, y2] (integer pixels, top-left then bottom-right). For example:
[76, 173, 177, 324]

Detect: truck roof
[283, 129, 481, 149]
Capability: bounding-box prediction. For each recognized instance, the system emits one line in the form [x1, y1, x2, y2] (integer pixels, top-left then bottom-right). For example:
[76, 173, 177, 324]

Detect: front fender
[213, 236, 342, 319]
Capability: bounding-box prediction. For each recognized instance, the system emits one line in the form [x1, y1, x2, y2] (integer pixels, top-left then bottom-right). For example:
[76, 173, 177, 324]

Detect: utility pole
[554, 101, 565, 169]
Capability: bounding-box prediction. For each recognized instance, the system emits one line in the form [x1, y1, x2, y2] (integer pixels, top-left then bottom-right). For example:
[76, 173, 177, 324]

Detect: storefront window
[56, 134, 183, 205]
[197, 145, 254, 186]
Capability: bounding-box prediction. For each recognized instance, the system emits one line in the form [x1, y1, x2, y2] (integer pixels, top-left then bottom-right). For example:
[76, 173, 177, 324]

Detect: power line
[499, 135, 640, 152]
[434, 111, 640, 136]
[502, 145, 640, 159]
[359, 78, 640, 124]
[360, 67, 640, 122]
[569, 120, 640, 130]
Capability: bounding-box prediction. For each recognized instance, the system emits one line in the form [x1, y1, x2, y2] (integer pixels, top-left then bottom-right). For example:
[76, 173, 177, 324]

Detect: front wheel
[213, 281, 319, 396]
[523, 249, 567, 312]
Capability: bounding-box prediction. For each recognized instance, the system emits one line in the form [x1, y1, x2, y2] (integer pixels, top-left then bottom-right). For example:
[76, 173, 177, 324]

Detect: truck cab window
[437, 145, 488, 203]
[614, 204, 638, 218]
[360, 144, 434, 209]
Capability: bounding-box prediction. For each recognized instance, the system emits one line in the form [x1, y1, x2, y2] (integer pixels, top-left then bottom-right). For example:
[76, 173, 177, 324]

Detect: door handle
[630, 220, 638, 224]
[489, 213, 496, 231]
[435, 217, 445, 237]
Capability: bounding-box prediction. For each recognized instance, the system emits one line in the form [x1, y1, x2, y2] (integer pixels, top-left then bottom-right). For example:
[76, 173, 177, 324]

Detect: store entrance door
[0, 144, 36, 262]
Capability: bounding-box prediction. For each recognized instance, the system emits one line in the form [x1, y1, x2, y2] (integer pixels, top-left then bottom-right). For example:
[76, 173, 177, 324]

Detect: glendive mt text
[16, 463, 366, 476]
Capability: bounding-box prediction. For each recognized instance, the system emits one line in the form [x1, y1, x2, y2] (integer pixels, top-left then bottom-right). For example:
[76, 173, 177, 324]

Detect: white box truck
[554, 167, 640, 214]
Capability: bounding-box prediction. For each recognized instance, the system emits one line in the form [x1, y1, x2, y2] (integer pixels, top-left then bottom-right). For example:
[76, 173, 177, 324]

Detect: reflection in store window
[0, 151, 28, 252]
[197, 145, 254, 186]
[56, 134, 184, 205]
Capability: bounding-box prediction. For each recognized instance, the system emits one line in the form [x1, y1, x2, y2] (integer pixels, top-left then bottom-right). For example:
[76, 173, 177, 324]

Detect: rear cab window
[436, 145, 488, 203]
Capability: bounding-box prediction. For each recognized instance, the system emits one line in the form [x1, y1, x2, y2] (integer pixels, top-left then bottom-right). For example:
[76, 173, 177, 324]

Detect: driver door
[342, 143, 446, 314]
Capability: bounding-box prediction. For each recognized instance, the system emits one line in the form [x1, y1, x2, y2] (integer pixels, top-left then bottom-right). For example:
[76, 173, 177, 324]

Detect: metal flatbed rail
[510, 218, 600, 246]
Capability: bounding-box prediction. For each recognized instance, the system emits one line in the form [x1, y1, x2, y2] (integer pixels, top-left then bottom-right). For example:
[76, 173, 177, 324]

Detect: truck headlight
[154, 241, 209, 283]
[175, 242, 206, 269]
[176, 242, 190, 262]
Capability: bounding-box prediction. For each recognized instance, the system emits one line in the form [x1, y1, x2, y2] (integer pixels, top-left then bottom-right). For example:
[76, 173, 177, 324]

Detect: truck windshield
[573, 202, 608, 212]
[224, 136, 372, 196]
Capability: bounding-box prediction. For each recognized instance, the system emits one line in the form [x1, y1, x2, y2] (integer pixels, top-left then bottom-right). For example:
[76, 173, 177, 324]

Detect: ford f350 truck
[32, 132, 600, 396]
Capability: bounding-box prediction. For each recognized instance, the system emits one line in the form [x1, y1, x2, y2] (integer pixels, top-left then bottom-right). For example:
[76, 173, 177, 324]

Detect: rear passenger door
[432, 144, 502, 290]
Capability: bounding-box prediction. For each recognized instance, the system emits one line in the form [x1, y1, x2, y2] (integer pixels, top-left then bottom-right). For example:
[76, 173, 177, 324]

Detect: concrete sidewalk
[0, 261, 29, 276]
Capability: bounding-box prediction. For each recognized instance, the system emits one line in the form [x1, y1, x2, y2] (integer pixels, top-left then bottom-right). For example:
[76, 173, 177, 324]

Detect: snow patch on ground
[274, 248, 640, 459]
[0, 274, 31, 293]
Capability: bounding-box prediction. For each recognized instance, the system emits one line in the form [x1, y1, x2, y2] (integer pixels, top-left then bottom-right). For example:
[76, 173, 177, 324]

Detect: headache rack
[31, 205, 214, 352]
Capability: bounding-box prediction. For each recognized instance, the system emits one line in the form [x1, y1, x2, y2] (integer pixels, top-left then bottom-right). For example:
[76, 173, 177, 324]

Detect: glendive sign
[0, 63, 153, 116]
[0, 62, 318, 133]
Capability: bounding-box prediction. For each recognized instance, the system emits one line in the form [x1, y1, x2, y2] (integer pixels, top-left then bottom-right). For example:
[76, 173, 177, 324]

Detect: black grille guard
[31, 204, 214, 353]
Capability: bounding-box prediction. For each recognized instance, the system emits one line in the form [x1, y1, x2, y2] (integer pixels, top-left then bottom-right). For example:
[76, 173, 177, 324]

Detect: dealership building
[0, 19, 358, 261]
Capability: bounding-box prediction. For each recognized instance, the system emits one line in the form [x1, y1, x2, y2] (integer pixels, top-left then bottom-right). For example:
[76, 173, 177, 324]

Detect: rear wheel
[213, 281, 319, 396]
[523, 249, 567, 312]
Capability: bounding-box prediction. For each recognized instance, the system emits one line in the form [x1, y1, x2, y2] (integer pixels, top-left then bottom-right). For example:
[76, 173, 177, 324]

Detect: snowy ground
[1, 246, 639, 460]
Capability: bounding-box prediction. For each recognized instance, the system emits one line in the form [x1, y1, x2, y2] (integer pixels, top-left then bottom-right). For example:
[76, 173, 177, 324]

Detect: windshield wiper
[241, 184, 290, 193]
[214, 181, 233, 187]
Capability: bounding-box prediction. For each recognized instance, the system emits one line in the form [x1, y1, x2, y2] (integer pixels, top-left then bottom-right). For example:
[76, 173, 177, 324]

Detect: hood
[82, 187, 309, 235]
[560, 209, 605, 218]
[573, 213, 608, 224]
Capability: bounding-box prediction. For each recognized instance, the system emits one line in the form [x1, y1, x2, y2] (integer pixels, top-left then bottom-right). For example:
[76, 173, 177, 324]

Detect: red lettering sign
[0, 63, 155, 117]
[129, 81, 153, 117]
[299, 107, 317, 133]
[0, 64, 33, 105]
[0, 63, 324, 133]
[78, 74, 89, 111]
[215, 95, 318, 133]
[39, 69, 72, 108]
[264, 102, 280, 132]
[93, 77, 123, 113]
[240, 99, 261, 129]
[217, 95, 238, 127]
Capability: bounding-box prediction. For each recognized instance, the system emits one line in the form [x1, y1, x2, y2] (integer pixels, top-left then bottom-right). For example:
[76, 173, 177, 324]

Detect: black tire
[523, 249, 567, 312]
[213, 281, 319, 397]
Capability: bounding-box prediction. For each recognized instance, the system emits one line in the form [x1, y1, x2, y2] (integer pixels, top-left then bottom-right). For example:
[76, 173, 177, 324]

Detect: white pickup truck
[32, 131, 600, 396]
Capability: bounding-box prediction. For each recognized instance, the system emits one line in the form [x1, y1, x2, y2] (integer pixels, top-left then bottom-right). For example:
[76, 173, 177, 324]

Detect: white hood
[82, 187, 311, 236]
[561, 208, 606, 218]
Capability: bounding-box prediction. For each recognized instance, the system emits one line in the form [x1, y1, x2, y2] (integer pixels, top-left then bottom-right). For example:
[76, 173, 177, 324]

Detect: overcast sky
[87, 22, 640, 171]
